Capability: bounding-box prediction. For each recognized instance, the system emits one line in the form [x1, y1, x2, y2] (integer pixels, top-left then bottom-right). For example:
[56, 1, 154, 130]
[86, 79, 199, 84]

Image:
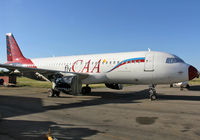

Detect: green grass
[17, 77, 52, 88]
[83, 84, 106, 88]
[17, 77, 200, 88]
[189, 78, 200, 85]
[17, 77, 106, 88]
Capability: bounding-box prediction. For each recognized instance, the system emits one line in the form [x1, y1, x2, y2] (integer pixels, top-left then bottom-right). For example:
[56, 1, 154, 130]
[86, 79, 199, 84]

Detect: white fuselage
[29, 51, 189, 85]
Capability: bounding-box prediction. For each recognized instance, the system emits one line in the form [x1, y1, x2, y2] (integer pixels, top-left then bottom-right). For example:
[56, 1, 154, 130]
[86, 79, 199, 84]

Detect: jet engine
[105, 83, 123, 90]
[55, 76, 74, 93]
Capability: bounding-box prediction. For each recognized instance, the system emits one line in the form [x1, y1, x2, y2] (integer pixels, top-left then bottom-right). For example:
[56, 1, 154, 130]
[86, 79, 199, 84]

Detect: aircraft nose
[188, 65, 198, 80]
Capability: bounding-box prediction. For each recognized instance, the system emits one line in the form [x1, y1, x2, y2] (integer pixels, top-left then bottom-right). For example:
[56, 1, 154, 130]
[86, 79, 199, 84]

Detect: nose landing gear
[149, 85, 157, 101]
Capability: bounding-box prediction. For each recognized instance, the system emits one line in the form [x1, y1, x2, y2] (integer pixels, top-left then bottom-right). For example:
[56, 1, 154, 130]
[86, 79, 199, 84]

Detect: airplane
[0, 33, 199, 100]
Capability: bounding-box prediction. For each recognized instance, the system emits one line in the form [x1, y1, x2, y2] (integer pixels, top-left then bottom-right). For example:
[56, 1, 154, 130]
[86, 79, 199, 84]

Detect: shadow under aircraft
[0, 119, 99, 140]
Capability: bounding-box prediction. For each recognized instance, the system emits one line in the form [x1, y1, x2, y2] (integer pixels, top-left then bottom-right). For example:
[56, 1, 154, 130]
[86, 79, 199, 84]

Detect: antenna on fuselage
[148, 48, 151, 52]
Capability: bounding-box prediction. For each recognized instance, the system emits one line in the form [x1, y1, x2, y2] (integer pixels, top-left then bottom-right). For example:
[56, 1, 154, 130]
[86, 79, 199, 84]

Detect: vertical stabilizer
[6, 33, 26, 62]
[5, 33, 36, 68]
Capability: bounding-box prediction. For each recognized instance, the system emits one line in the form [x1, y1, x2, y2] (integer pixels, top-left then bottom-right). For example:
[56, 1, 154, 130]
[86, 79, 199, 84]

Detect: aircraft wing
[0, 63, 89, 80]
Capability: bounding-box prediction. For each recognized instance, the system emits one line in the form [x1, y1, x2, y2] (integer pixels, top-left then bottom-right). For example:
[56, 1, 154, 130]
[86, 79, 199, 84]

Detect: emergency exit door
[144, 53, 154, 71]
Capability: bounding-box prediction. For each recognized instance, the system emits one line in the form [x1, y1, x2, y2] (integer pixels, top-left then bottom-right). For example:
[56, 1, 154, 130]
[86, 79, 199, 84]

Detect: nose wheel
[149, 85, 157, 101]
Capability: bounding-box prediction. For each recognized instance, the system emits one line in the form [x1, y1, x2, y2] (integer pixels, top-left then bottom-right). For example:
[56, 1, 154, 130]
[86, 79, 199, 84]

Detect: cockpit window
[166, 57, 184, 64]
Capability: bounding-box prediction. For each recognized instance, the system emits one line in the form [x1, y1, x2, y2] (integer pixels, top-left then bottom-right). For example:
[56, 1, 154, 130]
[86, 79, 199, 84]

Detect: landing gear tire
[55, 91, 60, 97]
[48, 89, 60, 97]
[180, 86, 184, 91]
[149, 85, 157, 101]
[87, 87, 91, 93]
[150, 92, 157, 100]
[186, 84, 190, 89]
[81, 87, 87, 95]
[81, 86, 91, 95]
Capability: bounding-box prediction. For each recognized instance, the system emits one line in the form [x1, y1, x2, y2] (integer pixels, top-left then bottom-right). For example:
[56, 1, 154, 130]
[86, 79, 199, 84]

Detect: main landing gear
[48, 82, 60, 97]
[81, 84, 91, 95]
[149, 85, 158, 101]
[48, 83, 92, 97]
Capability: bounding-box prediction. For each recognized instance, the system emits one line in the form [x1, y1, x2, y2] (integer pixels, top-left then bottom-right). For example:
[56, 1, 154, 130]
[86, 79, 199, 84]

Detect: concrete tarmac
[0, 85, 200, 140]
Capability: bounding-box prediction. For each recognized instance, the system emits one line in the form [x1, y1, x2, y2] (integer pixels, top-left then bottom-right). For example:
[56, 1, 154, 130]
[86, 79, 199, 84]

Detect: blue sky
[0, 0, 199, 70]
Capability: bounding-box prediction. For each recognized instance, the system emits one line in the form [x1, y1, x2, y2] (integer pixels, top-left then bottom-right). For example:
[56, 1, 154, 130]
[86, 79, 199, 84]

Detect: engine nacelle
[55, 76, 73, 90]
[105, 83, 123, 90]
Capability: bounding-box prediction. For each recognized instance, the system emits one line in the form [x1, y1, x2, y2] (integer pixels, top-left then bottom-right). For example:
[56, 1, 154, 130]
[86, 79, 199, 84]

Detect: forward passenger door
[144, 52, 154, 71]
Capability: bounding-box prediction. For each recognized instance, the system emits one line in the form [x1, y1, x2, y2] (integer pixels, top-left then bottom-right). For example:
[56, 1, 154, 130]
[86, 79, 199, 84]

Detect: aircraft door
[144, 53, 154, 71]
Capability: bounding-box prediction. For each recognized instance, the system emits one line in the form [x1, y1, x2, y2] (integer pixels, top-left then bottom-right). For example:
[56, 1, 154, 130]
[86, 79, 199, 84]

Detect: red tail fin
[6, 33, 26, 62]
[6, 33, 36, 68]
